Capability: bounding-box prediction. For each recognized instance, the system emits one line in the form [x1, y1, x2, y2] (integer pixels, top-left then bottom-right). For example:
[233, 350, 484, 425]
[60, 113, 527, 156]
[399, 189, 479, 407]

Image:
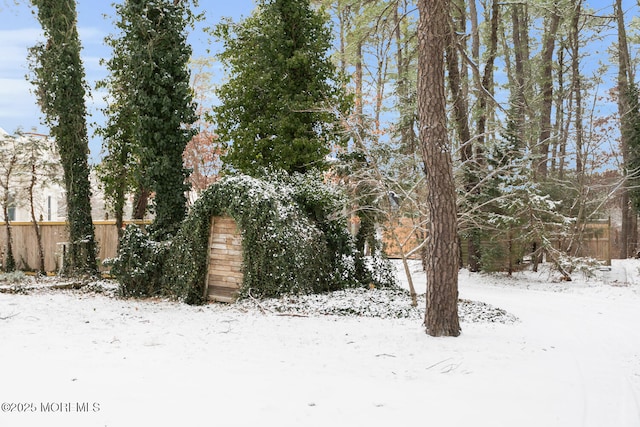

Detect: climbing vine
[110, 172, 396, 304]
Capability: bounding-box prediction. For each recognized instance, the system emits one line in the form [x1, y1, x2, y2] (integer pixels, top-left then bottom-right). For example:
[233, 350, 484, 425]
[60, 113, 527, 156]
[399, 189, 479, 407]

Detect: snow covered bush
[0, 271, 27, 284]
[108, 225, 170, 297]
[557, 255, 602, 279]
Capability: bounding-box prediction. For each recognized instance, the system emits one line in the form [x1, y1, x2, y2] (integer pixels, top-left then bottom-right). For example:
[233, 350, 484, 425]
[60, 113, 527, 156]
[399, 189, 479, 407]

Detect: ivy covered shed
[112, 173, 395, 305]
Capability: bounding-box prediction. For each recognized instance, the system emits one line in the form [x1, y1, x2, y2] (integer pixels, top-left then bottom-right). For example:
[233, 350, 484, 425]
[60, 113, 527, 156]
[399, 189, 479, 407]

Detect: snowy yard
[1, 260, 640, 427]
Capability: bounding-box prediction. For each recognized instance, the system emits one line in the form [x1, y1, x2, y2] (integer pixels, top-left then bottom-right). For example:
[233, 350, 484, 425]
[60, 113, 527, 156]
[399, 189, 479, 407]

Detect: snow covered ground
[1, 259, 640, 427]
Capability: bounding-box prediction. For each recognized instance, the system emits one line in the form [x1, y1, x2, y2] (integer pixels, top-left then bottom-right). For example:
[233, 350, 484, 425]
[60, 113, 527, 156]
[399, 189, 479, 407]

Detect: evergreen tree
[469, 113, 574, 277]
[212, 0, 349, 176]
[99, 0, 198, 240]
[29, 0, 97, 275]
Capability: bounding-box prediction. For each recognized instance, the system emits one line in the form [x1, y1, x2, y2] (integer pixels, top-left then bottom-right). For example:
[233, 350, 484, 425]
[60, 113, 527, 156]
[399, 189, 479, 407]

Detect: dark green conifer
[213, 0, 349, 176]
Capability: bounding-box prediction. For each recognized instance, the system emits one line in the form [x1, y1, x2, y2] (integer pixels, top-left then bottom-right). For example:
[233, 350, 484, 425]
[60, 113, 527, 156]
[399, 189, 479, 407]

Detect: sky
[0, 0, 257, 162]
[0, 0, 637, 164]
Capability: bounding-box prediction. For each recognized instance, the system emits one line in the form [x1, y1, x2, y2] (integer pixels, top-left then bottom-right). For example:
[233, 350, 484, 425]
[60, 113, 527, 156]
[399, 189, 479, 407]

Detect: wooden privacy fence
[1, 216, 614, 276]
[561, 220, 612, 264]
[381, 217, 425, 260]
[382, 218, 613, 266]
[0, 220, 150, 273]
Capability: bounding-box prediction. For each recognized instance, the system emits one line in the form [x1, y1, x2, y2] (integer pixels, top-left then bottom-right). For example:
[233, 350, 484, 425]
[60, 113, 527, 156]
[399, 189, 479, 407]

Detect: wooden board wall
[383, 217, 612, 266]
[205, 216, 243, 303]
[381, 217, 426, 260]
[0, 221, 150, 272]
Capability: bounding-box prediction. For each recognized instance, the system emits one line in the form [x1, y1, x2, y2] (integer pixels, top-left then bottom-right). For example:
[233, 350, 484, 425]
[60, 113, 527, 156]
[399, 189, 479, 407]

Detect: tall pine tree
[213, 0, 349, 176]
[418, 0, 460, 337]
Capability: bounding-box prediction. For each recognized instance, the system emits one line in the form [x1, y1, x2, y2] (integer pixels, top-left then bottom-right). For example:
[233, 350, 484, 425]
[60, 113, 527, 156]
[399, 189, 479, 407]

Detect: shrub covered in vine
[110, 172, 396, 304]
[108, 225, 170, 297]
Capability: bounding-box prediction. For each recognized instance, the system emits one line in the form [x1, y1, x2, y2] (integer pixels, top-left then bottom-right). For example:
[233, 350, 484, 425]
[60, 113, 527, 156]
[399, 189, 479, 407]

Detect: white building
[1, 127, 152, 224]
[0, 127, 67, 223]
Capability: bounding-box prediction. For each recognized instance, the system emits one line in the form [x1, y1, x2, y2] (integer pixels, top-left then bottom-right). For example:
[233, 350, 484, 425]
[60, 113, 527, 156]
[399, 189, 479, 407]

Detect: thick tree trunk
[418, 0, 460, 337]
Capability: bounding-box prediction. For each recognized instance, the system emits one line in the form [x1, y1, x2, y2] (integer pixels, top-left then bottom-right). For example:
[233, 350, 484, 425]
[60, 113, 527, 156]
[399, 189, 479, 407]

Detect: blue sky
[0, 0, 257, 161]
[0, 0, 637, 163]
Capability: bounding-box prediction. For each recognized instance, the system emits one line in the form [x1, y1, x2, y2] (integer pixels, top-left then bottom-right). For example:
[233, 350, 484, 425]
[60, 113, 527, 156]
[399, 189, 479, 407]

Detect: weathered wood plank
[209, 254, 243, 263]
[209, 248, 243, 257]
[208, 285, 239, 303]
[210, 236, 242, 245]
[210, 258, 243, 267]
[208, 272, 242, 281]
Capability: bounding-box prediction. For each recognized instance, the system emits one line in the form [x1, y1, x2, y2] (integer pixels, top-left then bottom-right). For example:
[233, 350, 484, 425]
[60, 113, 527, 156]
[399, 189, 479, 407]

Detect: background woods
[312, 0, 639, 274]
